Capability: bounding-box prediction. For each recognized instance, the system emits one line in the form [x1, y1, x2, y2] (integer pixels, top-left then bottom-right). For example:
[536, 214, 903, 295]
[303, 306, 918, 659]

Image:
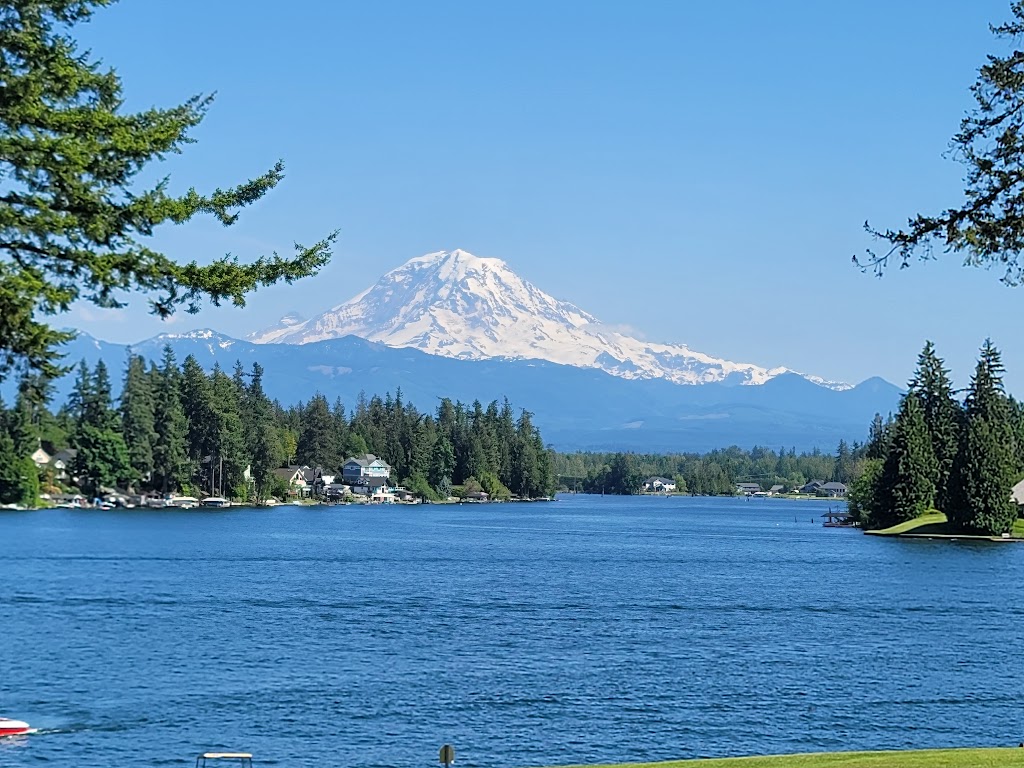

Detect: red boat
[0, 718, 31, 737]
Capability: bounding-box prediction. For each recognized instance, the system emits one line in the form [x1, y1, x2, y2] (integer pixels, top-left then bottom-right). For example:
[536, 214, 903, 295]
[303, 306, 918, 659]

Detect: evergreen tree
[0, 1, 334, 380]
[866, 413, 892, 460]
[179, 355, 213, 481]
[151, 346, 189, 494]
[72, 422, 131, 497]
[948, 340, 1017, 534]
[0, 420, 37, 506]
[876, 394, 937, 528]
[71, 360, 131, 495]
[208, 367, 247, 497]
[243, 363, 283, 500]
[909, 341, 962, 512]
[847, 458, 883, 527]
[120, 355, 156, 488]
[296, 393, 340, 470]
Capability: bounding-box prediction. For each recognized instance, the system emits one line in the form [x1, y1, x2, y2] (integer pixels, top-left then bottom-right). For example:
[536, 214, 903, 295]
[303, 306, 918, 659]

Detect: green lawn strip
[550, 748, 1024, 768]
[865, 512, 948, 536]
[866, 511, 1024, 539]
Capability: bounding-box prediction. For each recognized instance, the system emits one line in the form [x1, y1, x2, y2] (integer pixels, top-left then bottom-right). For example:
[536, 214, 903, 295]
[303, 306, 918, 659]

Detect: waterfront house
[769, 484, 785, 495]
[298, 466, 335, 495]
[273, 466, 308, 495]
[31, 446, 52, 468]
[643, 476, 676, 493]
[50, 448, 78, 482]
[800, 480, 825, 494]
[342, 454, 392, 489]
[1012, 479, 1024, 507]
[736, 482, 762, 495]
[821, 482, 848, 498]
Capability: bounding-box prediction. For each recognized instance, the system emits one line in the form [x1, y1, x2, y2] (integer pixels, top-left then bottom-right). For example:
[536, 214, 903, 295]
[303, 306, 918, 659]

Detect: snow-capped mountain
[249, 249, 849, 390]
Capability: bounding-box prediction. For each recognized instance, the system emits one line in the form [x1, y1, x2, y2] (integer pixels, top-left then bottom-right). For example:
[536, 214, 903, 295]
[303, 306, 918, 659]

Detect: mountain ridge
[248, 249, 851, 391]
[50, 328, 902, 453]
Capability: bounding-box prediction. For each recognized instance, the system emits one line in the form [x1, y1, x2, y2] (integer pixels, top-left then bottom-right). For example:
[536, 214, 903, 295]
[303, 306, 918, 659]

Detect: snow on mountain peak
[247, 249, 850, 389]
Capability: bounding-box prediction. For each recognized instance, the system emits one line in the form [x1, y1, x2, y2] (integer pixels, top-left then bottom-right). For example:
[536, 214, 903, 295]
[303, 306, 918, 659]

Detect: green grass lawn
[866, 511, 1024, 539]
[552, 748, 1024, 768]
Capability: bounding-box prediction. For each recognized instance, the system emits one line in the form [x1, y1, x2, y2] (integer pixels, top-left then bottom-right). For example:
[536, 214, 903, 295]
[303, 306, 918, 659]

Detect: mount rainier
[248, 249, 849, 390]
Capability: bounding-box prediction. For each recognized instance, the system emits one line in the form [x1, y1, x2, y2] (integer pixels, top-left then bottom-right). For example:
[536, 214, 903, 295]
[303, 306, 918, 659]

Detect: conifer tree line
[554, 441, 867, 496]
[0, 348, 556, 505]
[848, 340, 1024, 535]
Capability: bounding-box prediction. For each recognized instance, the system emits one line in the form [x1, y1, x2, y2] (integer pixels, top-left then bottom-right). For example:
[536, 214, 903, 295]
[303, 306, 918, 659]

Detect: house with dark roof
[821, 482, 848, 498]
[273, 466, 308, 495]
[342, 454, 391, 489]
[50, 448, 78, 482]
[736, 482, 762, 495]
[800, 480, 825, 494]
[769, 484, 785, 495]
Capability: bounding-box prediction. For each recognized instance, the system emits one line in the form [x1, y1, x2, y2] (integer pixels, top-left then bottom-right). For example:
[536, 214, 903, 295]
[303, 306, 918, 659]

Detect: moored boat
[199, 497, 231, 509]
[0, 718, 31, 737]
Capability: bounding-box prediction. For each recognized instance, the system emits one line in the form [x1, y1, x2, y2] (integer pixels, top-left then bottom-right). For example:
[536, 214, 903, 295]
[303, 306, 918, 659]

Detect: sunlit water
[2, 496, 1023, 767]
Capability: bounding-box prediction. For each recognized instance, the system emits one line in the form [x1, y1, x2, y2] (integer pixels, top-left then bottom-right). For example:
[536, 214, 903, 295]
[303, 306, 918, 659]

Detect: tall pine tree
[909, 341, 962, 513]
[120, 354, 156, 488]
[876, 393, 937, 528]
[948, 340, 1017, 535]
[151, 347, 189, 494]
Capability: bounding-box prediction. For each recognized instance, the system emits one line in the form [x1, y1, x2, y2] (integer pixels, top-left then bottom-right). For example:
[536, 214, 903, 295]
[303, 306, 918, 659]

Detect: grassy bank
[553, 747, 1024, 768]
[865, 511, 1024, 539]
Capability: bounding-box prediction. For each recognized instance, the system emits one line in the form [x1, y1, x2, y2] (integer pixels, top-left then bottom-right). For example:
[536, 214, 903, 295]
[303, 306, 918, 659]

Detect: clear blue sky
[67, 0, 1022, 392]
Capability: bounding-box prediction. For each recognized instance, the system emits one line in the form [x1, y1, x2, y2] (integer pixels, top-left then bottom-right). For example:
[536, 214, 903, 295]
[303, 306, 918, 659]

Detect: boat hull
[0, 718, 30, 736]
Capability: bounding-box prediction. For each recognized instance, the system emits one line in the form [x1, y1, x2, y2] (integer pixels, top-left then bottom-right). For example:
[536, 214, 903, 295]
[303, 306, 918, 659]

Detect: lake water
[2, 495, 1023, 768]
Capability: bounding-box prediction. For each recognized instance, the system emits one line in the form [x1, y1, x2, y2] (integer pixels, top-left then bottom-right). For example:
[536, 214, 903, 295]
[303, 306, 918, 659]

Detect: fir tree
[909, 341, 962, 512]
[296, 393, 340, 470]
[151, 346, 189, 494]
[876, 394, 937, 528]
[120, 355, 156, 488]
[208, 367, 247, 497]
[948, 340, 1017, 534]
[866, 413, 893, 460]
[243, 363, 283, 500]
[0, 1, 334, 380]
[0, 419, 37, 506]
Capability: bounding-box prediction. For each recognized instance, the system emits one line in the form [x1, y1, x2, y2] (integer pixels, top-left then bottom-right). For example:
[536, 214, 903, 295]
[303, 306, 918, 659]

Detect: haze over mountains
[46, 249, 902, 452]
[249, 249, 851, 390]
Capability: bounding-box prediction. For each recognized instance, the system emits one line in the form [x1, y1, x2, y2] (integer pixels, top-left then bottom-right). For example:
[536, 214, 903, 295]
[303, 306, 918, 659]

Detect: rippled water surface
[2, 496, 1023, 767]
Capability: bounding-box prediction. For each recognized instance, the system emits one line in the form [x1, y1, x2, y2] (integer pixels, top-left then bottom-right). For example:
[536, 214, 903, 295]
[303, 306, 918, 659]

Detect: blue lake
[2, 495, 1023, 767]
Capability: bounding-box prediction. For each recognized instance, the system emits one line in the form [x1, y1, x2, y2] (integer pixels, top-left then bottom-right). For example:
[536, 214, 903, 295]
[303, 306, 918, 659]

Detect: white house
[643, 476, 676, 493]
[32, 446, 52, 467]
[1012, 479, 1024, 507]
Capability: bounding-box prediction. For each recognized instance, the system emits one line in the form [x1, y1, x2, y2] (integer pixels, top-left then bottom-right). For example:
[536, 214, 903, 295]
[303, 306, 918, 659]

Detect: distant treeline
[0, 348, 556, 504]
[553, 441, 867, 496]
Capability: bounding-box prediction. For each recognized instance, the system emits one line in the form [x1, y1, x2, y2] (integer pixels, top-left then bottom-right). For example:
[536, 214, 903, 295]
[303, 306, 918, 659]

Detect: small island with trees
[848, 340, 1024, 539]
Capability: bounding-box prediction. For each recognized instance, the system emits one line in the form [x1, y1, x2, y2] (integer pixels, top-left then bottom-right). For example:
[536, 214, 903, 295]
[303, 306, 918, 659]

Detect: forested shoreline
[0, 348, 556, 505]
[553, 443, 864, 496]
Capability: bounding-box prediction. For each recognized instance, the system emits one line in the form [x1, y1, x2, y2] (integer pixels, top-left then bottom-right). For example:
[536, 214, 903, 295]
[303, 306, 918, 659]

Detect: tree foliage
[857, 3, 1024, 284]
[876, 393, 937, 528]
[947, 340, 1018, 534]
[0, 0, 335, 380]
[908, 341, 962, 512]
